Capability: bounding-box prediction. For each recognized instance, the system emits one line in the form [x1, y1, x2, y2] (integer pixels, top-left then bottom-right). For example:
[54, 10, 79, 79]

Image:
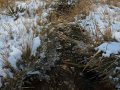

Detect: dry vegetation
[48, 0, 93, 24]
[21, 23, 116, 90]
[0, 0, 15, 9]
[98, 0, 120, 6]
[0, 0, 119, 90]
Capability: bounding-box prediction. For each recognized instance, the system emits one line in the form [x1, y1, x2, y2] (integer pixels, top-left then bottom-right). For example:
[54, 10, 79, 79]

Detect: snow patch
[78, 5, 120, 39]
[8, 46, 22, 69]
[31, 37, 41, 56]
[112, 32, 120, 42]
[95, 42, 120, 57]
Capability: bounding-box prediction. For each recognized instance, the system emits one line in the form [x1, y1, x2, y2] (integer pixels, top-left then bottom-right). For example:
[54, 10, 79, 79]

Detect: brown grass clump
[48, 0, 93, 24]
[98, 0, 120, 6]
[103, 26, 112, 41]
[0, 0, 15, 9]
[107, 0, 120, 7]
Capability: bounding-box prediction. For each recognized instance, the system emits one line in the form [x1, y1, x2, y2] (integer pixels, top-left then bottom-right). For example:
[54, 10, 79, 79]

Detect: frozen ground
[0, 0, 119, 89]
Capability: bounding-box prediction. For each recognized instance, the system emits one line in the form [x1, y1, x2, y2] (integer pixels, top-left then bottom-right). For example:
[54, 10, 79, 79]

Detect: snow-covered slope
[0, 0, 50, 77]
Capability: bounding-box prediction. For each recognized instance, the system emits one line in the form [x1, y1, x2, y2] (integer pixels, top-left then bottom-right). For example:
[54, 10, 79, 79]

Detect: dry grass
[98, 0, 120, 6]
[103, 26, 112, 41]
[0, 0, 15, 9]
[1, 20, 116, 90]
[48, 0, 93, 24]
[107, 0, 120, 6]
[94, 22, 112, 42]
[20, 23, 115, 90]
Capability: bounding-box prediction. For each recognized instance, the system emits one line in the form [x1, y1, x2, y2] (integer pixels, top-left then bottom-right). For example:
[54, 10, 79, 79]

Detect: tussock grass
[98, 0, 120, 6]
[0, 0, 15, 9]
[107, 0, 120, 6]
[48, 0, 93, 24]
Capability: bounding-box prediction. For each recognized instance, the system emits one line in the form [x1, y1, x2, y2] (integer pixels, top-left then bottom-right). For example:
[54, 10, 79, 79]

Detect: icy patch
[31, 37, 41, 56]
[95, 42, 120, 57]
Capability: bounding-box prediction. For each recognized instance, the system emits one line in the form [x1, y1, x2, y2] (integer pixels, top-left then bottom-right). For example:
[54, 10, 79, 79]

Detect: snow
[27, 71, 40, 75]
[0, 76, 3, 87]
[79, 4, 120, 89]
[78, 4, 120, 38]
[115, 67, 120, 71]
[76, 4, 120, 58]
[8, 46, 22, 69]
[16, 0, 45, 10]
[0, 0, 119, 88]
[41, 11, 49, 19]
[31, 36, 41, 56]
[0, 60, 6, 77]
[116, 83, 120, 90]
[112, 32, 120, 42]
[95, 42, 120, 57]
[0, 0, 50, 79]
